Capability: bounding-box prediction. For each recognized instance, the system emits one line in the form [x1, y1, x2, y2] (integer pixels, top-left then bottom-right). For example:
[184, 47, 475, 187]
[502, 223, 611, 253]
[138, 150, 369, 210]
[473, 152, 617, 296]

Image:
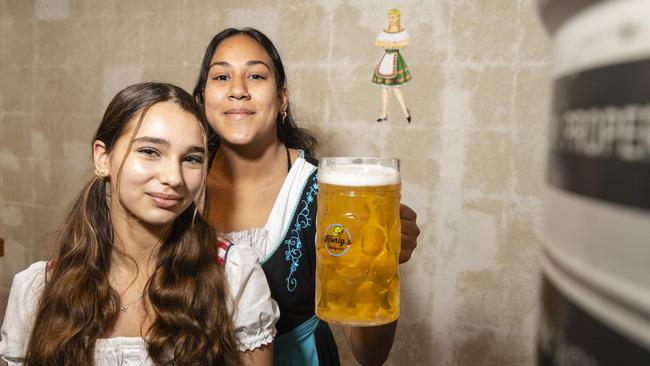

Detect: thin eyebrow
[187, 146, 206, 154]
[133, 137, 169, 147]
[208, 60, 272, 72]
[134, 137, 205, 154]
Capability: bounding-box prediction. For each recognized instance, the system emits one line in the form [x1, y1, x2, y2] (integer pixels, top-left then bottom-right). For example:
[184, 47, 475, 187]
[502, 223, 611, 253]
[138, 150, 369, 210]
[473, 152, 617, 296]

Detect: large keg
[537, 0, 650, 364]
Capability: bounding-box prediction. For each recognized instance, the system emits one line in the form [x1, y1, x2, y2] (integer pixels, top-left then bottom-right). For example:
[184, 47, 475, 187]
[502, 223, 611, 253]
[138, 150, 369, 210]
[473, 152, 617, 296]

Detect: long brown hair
[24, 82, 240, 365]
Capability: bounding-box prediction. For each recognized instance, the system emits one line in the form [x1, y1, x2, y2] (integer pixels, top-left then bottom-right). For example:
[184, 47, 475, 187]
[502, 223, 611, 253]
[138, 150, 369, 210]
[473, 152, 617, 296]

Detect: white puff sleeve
[223, 245, 280, 352]
[1, 261, 47, 366]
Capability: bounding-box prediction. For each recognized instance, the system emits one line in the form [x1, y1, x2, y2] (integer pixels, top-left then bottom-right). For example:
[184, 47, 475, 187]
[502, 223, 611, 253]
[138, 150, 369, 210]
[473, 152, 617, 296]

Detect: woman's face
[97, 102, 207, 228]
[388, 14, 399, 27]
[202, 34, 286, 148]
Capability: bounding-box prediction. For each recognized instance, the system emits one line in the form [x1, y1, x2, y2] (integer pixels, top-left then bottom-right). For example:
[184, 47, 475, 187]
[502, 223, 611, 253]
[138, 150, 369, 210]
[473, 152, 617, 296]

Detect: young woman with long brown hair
[0, 82, 278, 365]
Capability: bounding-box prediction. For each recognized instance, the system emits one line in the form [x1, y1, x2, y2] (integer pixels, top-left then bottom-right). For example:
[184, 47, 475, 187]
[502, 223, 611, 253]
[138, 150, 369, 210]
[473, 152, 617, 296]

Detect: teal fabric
[273, 316, 320, 366]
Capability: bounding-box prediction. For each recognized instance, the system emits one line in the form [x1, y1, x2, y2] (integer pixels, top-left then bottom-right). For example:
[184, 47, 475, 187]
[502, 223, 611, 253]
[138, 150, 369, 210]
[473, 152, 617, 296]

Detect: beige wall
[0, 0, 552, 364]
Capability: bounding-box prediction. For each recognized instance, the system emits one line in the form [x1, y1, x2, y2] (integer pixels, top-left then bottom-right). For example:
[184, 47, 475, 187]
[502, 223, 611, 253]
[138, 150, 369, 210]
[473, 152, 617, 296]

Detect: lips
[147, 192, 183, 209]
[224, 108, 255, 119]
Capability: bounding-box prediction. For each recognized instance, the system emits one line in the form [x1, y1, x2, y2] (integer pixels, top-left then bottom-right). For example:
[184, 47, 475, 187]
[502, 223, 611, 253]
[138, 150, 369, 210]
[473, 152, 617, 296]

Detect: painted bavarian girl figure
[373, 8, 412, 123]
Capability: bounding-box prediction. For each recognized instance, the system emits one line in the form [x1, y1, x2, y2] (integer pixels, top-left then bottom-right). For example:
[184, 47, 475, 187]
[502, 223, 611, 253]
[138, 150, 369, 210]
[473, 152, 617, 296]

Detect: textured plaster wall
[0, 0, 552, 365]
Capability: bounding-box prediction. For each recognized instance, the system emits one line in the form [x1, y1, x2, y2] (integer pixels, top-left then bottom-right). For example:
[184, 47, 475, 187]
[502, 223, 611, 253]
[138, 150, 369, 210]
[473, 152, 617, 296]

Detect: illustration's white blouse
[0, 245, 279, 366]
[375, 29, 411, 44]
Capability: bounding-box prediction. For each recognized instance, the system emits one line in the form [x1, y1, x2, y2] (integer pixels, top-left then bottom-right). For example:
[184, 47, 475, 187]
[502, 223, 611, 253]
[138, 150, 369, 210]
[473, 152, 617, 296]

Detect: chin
[219, 124, 273, 146]
[221, 134, 258, 147]
[140, 210, 182, 227]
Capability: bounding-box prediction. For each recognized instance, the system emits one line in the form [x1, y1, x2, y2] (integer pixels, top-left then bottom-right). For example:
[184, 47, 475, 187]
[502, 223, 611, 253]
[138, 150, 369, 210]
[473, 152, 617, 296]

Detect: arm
[342, 321, 398, 366]
[239, 344, 273, 366]
[338, 204, 419, 364]
[399, 203, 420, 263]
[339, 203, 417, 365]
[374, 40, 410, 49]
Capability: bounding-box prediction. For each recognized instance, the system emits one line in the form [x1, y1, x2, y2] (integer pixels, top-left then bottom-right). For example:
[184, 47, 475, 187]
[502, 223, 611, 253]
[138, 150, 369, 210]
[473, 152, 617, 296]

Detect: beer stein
[315, 157, 401, 326]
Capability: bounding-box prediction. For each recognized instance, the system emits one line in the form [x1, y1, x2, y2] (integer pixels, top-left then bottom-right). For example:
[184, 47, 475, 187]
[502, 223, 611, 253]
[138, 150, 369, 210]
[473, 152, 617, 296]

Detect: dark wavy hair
[192, 27, 318, 157]
[24, 82, 240, 366]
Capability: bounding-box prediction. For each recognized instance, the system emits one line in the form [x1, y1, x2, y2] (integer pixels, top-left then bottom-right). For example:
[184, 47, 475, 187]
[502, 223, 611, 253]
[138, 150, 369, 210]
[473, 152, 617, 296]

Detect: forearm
[239, 343, 273, 366]
[342, 321, 397, 366]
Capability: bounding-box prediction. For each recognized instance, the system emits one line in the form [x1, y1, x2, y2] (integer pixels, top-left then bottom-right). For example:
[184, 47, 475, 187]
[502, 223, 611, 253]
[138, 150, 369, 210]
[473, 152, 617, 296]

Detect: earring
[281, 111, 287, 124]
[95, 168, 106, 179]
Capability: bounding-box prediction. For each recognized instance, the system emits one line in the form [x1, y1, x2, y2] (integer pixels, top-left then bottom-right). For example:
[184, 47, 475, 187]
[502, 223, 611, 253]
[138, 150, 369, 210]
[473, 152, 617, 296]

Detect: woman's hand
[399, 203, 420, 263]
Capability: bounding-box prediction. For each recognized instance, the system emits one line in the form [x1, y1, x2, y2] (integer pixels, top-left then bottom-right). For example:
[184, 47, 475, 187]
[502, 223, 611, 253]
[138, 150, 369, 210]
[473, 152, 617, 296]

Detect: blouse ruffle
[95, 337, 150, 365]
[375, 29, 410, 44]
[226, 228, 270, 263]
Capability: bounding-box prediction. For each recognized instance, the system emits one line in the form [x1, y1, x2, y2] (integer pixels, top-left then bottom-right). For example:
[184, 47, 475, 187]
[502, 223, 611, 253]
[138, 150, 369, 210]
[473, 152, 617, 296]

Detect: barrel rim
[541, 251, 650, 350]
[537, 0, 606, 35]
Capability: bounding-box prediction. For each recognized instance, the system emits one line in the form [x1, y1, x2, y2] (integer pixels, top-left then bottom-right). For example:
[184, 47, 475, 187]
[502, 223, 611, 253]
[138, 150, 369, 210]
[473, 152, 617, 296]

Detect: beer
[315, 158, 401, 326]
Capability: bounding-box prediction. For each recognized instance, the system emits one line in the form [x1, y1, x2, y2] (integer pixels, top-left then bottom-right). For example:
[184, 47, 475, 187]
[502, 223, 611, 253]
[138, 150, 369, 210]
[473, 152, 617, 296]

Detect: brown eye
[138, 148, 160, 157]
[212, 74, 229, 81]
[184, 155, 204, 165]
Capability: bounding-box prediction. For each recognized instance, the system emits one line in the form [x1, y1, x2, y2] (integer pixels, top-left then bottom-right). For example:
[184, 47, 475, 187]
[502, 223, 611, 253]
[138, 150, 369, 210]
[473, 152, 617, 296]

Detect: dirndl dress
[372, 29, 412, 86]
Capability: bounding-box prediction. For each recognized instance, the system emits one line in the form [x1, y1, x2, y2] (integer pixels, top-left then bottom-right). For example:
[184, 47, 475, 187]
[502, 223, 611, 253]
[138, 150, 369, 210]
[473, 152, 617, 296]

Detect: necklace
[119, 294, 144, 313]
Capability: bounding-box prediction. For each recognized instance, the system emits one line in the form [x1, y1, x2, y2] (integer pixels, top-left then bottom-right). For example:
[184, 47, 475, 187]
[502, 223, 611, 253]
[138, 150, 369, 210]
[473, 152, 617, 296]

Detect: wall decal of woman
[372, 8, 412, 124]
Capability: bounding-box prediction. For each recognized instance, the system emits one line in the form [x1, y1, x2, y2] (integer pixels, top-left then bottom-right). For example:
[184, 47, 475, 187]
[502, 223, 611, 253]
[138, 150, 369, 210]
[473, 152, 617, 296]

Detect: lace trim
[237, 329, 276, 352]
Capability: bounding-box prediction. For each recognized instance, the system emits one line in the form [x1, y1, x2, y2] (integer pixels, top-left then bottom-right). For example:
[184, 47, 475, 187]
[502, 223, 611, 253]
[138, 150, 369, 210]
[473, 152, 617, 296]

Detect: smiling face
[202, 34, 287, 148]
[95, 101, 207, 228]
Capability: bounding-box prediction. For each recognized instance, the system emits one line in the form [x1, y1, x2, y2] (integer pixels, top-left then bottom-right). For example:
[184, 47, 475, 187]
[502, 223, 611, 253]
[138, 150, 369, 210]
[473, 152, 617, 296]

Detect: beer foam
[319, 164, 400, 186]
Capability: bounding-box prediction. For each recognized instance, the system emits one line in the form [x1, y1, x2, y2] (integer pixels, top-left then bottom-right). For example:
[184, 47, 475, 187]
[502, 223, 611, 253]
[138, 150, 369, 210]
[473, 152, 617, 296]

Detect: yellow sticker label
[323, 224, 352, 256]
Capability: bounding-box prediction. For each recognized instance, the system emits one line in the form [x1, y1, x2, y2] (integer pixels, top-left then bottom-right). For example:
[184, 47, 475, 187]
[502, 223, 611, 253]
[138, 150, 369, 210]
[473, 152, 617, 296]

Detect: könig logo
[323, 224, 352, 256]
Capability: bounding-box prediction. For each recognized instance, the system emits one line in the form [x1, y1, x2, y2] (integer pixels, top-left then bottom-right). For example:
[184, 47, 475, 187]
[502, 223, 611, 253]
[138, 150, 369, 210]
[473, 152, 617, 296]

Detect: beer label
[549, 58, 650, 210]
[538, 276, 650, 365]
[323, 224, 352, 256]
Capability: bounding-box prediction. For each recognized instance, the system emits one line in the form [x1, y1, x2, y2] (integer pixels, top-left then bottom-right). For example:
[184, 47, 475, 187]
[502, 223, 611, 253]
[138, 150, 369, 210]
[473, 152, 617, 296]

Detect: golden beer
[315, 157, 401, 326]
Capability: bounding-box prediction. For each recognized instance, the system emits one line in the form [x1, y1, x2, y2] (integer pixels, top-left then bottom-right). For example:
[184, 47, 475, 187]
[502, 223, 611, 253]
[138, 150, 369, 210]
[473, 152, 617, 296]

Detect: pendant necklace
[119, 294, 144, 313]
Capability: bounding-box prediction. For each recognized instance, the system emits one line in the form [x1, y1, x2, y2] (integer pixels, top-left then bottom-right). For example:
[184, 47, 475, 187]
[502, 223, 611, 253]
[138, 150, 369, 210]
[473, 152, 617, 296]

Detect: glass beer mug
[315, 157, 401, 326]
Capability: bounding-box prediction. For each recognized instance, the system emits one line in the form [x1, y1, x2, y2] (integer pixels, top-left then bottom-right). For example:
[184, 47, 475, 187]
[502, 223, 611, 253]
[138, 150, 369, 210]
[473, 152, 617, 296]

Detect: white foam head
[319, 164, 400, 186]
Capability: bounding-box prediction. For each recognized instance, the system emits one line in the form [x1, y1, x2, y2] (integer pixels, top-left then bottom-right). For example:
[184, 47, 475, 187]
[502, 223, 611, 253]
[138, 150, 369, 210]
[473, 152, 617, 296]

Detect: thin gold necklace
[119, 294, 144, 313]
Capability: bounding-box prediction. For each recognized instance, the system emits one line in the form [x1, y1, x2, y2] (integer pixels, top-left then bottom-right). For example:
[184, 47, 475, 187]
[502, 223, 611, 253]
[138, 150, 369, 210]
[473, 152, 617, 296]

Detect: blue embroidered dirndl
[261, 155, 340, 365]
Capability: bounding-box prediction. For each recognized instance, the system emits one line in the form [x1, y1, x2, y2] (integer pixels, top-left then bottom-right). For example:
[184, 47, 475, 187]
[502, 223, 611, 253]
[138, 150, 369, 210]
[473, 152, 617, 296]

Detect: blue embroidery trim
[284, 172, 318, 292]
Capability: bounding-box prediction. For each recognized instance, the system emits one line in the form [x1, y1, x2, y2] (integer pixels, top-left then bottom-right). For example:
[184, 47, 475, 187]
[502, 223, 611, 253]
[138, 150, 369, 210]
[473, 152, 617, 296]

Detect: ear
[278, 86, 288, 113]
[93, 140, 110, 179]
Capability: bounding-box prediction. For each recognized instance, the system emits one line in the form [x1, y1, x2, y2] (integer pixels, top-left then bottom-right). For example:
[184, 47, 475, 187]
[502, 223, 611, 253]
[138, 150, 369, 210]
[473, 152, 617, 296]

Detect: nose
[159, 159, 183, 188]
[228, 74, 250, 101]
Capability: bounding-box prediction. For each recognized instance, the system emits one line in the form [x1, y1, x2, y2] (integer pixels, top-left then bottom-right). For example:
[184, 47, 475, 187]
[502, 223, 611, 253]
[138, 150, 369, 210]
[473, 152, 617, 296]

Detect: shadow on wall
[391, 325, 436, 365]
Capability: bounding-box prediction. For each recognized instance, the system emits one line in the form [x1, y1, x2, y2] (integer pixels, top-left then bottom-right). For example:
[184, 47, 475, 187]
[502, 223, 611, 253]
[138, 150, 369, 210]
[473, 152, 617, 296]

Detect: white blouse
[0, 245, 279, 366]
[375, 29, 411, 47]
